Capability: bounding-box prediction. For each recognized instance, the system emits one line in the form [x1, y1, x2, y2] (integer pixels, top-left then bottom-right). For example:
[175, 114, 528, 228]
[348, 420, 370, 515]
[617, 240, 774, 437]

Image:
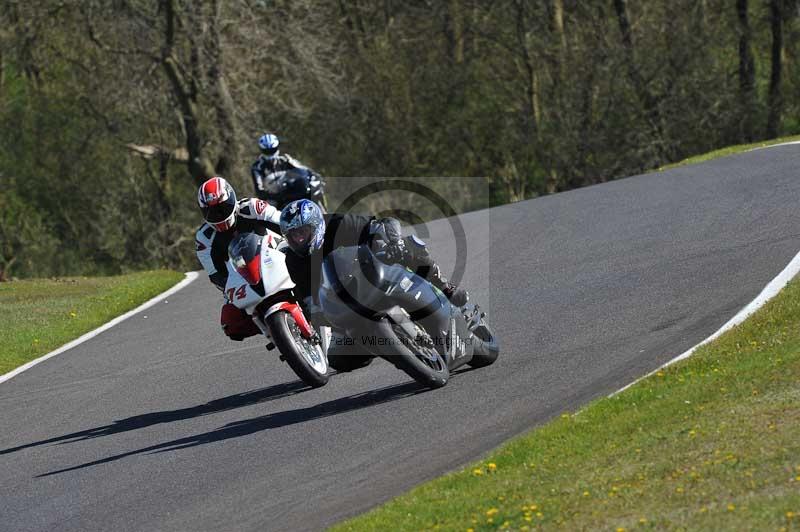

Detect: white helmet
[258, 133, 280, 159]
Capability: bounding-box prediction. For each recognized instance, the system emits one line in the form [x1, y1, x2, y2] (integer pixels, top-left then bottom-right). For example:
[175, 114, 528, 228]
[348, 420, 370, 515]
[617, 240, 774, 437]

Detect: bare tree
[766, 0, 784, 137]
[736, 0, 757, 141]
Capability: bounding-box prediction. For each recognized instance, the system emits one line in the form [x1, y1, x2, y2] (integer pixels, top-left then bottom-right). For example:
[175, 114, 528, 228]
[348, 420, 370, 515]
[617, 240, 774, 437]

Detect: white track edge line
[0, 271, 200, 385]
[749, 140, 800, 151]
[611, 248, 800, 397]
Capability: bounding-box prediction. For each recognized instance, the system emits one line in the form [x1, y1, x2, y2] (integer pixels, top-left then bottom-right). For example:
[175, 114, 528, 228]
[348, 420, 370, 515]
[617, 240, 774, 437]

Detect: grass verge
[335, 277, 800, 531]
[0, 270, 185, 375]
[659, 134, 800, 171]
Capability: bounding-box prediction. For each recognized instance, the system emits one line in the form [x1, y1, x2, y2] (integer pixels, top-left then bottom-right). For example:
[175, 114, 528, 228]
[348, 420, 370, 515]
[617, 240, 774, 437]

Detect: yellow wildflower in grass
[582, 491, 590, 497]
[69, 311, 77, 318]
[536, 512, 543, 518]
[639, 517, 647, 524]
[487, 463, 497, 472]
[787, 511, 795, 519]
[616, 528, 626, 532]
[485, 508, 499, 517]
[472, 468, 483, 476]
[727, 503, 736, 512]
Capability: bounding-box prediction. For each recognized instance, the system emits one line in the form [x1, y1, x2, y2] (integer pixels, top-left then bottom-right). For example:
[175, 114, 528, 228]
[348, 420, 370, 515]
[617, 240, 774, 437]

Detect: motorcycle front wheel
[467, 322, 500, 368]
[384, 319, 449, 389]
[266, 310, 329, 388]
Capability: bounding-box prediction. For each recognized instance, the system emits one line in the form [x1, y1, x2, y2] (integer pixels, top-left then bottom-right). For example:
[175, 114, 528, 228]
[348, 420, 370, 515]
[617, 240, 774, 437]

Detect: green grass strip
[659, 134, 800, 171]
[335, 277, 800, 531]
[0, 270, 185, 375]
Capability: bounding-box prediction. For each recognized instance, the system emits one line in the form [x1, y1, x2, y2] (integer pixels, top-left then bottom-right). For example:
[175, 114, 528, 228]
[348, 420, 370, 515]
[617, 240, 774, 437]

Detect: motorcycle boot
[403, 235, 469, 307]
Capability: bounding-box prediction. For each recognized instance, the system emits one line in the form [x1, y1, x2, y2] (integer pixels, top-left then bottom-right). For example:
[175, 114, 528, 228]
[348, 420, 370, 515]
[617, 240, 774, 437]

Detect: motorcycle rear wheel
[266, 310, 329, 388]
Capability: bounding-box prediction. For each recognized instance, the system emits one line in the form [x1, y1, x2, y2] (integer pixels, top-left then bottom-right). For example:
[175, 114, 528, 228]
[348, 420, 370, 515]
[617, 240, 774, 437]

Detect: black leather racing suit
[284, 214, 456, 372]
[251, 153, 320, 200]
[284, 214, 450, 306]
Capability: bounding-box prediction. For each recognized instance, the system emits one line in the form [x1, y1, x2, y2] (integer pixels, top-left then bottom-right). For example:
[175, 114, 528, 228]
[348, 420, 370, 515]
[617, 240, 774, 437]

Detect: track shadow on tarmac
[0, 380, 310, 456]
[35, 380, 427, 477]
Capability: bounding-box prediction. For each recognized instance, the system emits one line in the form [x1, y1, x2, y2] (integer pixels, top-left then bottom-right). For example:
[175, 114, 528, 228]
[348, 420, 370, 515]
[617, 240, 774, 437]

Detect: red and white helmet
[198, 177, 238, 232]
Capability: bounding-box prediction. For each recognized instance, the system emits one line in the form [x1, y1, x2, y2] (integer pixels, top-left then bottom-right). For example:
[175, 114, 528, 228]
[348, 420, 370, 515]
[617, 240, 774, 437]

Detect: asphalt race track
[2, 145, 799, 531]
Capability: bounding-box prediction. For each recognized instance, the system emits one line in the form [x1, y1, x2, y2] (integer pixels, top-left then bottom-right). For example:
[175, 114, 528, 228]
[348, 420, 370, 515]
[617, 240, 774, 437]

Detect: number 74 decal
[227, 285, 248, 301]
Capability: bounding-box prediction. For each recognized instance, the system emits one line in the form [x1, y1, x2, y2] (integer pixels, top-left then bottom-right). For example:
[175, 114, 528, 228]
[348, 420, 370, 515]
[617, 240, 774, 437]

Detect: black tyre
[386, 320, 449, 389]
[467, 323, 500, 368]
[266, 310, 329, 388]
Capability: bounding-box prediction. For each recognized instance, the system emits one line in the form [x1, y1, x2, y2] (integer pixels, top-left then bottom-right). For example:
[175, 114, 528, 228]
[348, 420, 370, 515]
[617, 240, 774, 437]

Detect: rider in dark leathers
[251, 132, 322, 203]
[279, 199, 468, 371]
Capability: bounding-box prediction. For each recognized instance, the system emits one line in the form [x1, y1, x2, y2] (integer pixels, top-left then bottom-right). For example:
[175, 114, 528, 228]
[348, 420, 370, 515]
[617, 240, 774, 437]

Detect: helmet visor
[202, 200, 235, 224]
[261, 147, 279, 159]
[286, 225, 315, 252]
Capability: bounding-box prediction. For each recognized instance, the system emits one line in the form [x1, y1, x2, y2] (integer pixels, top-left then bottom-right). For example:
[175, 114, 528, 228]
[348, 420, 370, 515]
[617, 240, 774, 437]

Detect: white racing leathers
[195, 198, 281, 291]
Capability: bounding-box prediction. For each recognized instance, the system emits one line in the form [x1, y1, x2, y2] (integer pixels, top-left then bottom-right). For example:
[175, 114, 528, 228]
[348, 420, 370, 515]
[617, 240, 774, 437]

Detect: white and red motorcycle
[226, 230, 329, 387]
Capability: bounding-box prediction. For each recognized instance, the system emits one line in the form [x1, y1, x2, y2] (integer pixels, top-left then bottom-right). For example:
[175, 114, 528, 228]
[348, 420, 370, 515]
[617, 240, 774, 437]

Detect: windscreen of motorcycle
[321, 246, 357, 295]
[278, 168, 314, 202]
[228, 233, 263, 285]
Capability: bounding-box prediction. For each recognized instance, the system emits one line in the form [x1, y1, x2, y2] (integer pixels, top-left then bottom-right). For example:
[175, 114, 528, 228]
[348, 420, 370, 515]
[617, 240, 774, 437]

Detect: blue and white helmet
[258, 133, 280, 159]
[280, 199, 325, 256]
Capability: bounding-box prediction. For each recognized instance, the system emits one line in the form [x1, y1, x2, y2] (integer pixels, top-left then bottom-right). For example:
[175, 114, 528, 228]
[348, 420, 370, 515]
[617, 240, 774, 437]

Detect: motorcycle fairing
[225, 231, 296, 315]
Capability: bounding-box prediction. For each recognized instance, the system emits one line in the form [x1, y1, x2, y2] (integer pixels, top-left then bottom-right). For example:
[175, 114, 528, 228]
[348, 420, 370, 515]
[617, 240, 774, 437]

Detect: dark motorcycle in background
[256, 168, 327, 212]
[318, 245, 499, 389]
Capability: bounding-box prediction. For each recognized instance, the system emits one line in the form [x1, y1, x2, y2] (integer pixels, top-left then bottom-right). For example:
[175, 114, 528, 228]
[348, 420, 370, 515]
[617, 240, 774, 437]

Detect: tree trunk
[513, 0, 540, 141]
[446, 0, 465, 64]
[553, 0, 567, 50]
[206, 0, 240, 177]
[613, 0, 665, 158]
[737, 0, 756, 141]
[766, 0, 783, 138]
[551, 0, 567, 88]
[159, 0, 215, 185]
[0, 257, 16, 282]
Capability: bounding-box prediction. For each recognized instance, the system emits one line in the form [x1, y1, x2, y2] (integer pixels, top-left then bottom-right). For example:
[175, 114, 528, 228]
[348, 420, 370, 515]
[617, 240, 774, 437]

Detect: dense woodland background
[1, 0, 798, 279]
